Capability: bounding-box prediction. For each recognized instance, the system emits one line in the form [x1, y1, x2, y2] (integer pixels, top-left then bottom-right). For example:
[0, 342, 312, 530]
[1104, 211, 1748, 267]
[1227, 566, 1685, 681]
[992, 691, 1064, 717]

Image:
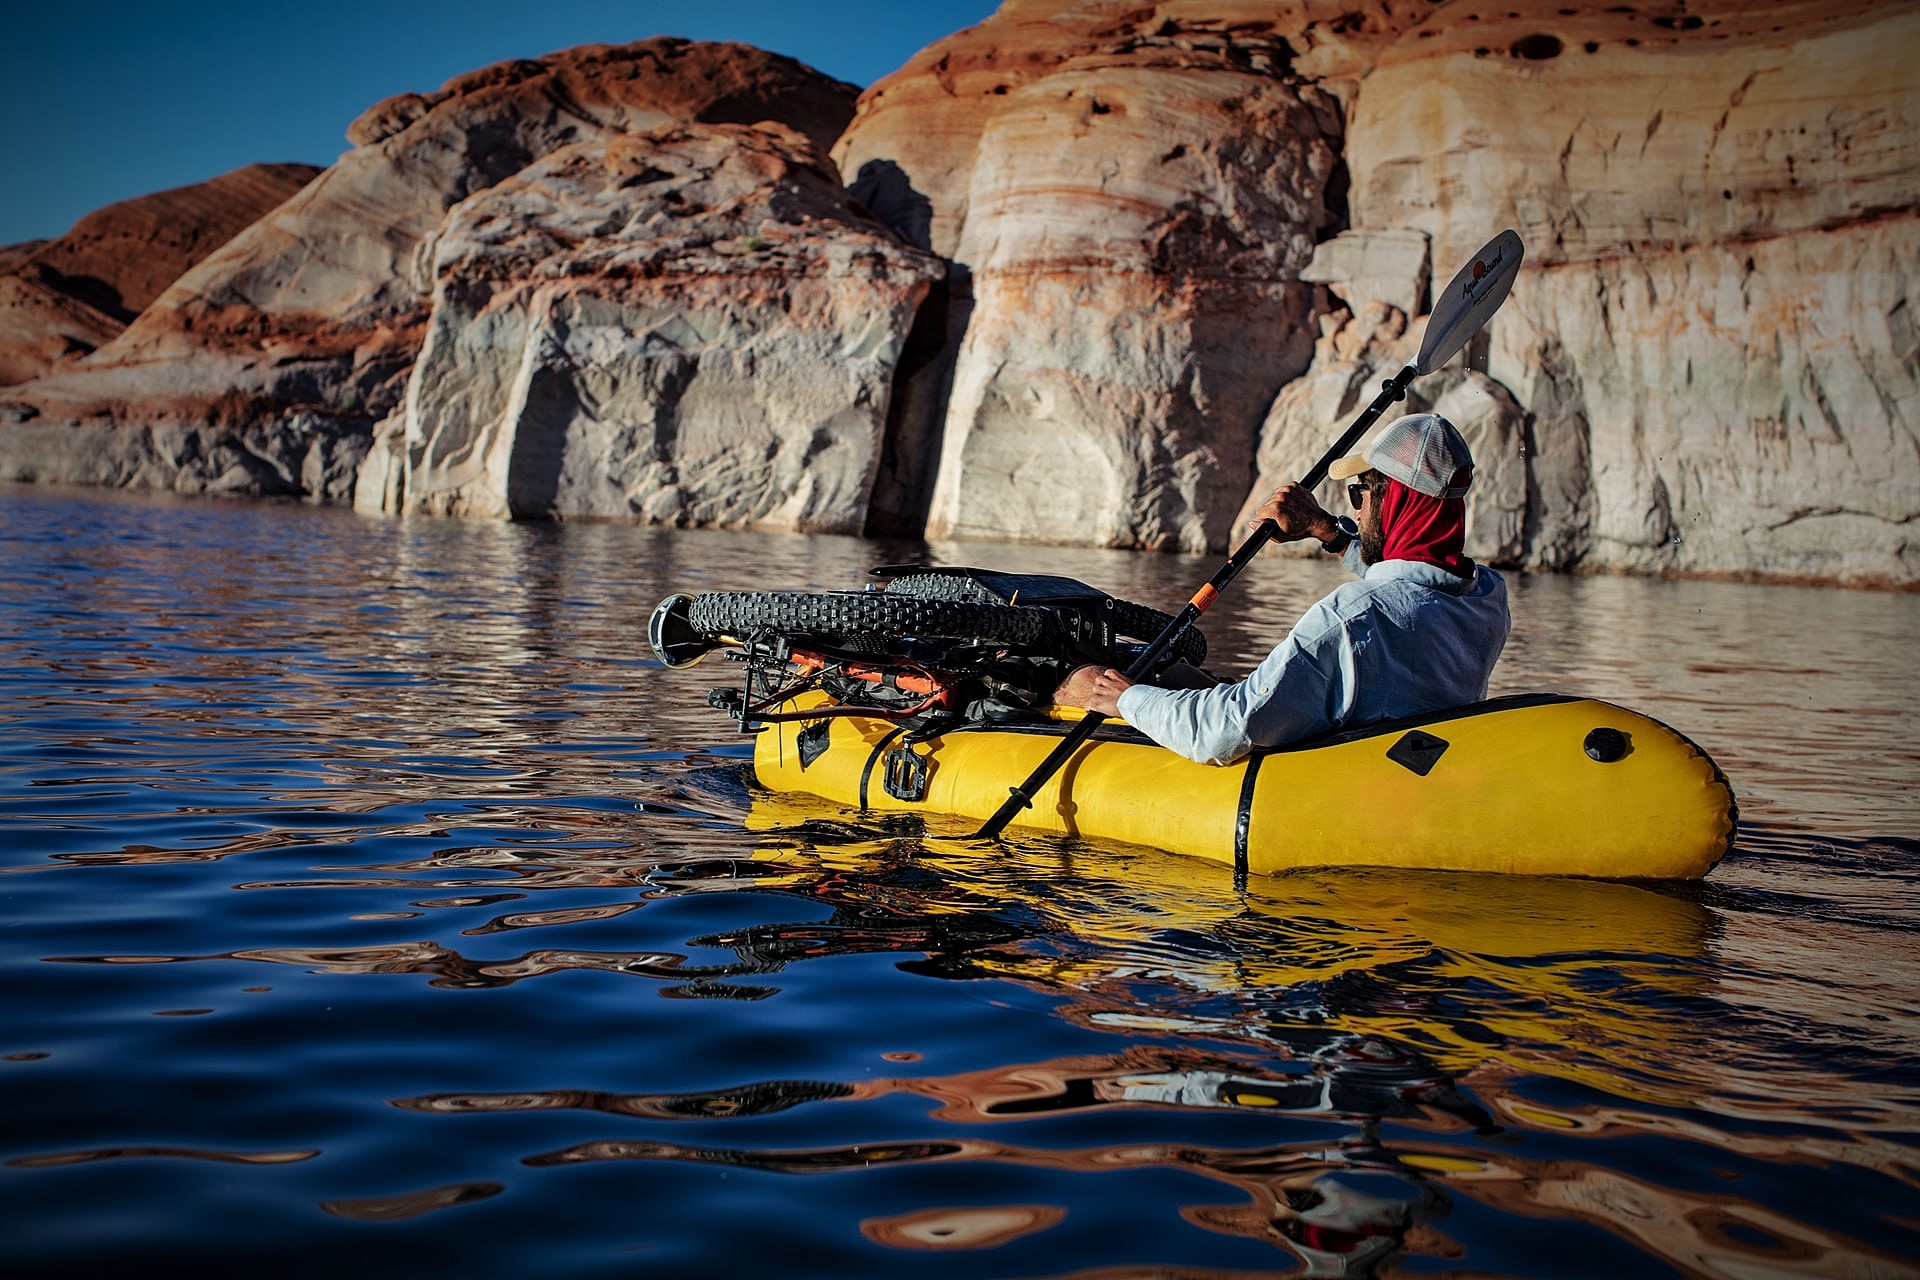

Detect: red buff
[1378, 477, 1471, 575]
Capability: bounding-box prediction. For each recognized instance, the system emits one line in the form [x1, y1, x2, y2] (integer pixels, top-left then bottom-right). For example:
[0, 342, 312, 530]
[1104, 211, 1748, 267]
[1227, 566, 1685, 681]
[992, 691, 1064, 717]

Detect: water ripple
[3, 486, 1917, 1276]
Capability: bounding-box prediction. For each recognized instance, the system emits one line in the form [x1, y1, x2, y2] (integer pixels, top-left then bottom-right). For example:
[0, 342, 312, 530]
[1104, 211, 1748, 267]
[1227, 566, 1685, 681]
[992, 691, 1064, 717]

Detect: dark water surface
[3, 484, 1916, 1277]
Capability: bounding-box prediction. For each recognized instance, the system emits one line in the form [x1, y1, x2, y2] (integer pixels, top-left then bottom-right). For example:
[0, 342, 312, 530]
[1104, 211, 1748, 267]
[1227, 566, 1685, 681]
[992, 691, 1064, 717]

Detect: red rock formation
[0, 267, 126, 386]
[0, 40, 856, 441]
[99, 38, 856, 421]
[1, 38, 861, 501]
[0, 241, 49, 273]
[18, 162, 322, 320]
[0, 163, 319, 387]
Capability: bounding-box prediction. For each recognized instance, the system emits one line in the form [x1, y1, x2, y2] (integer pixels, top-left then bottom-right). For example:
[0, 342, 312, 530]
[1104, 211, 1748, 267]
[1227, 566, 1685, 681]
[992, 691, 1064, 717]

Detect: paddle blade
[1416, 229, 1525, 374]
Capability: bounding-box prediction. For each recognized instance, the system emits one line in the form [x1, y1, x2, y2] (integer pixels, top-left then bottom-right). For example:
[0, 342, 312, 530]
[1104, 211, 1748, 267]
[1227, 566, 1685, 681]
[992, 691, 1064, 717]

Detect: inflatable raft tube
[753, 691, 1736, 880]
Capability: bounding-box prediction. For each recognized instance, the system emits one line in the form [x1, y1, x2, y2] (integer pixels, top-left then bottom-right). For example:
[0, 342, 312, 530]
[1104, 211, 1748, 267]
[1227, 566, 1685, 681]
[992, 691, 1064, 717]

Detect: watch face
[1321, 516, 1359, 553]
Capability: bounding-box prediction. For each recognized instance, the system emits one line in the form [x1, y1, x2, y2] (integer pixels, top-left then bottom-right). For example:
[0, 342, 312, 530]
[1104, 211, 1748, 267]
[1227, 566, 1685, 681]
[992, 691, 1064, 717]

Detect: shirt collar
[1363, 558, 1479, 593]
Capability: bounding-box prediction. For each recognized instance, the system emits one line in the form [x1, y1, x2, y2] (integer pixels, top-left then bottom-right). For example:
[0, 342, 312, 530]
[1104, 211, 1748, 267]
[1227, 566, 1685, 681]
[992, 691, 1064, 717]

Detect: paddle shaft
[973, 362, 1419, 840]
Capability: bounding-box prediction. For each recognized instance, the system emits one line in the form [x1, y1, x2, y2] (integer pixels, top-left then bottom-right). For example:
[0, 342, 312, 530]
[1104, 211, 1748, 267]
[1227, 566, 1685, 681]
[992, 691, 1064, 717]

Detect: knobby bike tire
[1108, 598, 1208, 665]
[686, 591, 1052, 648]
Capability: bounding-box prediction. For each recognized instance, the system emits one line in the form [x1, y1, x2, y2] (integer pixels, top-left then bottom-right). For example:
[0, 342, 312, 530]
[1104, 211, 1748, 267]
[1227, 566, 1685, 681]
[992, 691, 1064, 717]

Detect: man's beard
[1359, 520, 1386, 565]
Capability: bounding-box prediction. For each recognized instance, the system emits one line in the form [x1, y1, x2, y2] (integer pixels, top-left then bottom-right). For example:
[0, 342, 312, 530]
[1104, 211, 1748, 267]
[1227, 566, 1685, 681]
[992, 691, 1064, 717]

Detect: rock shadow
[865, 263, 972, 540]
[507, 363, 577, 519]
[848, 159, 965, 541]
[848, 158, 935, 253]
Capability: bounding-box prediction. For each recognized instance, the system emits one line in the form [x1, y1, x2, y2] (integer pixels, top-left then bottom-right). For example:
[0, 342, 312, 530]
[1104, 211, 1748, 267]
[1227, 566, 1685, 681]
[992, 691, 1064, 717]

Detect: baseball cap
[1327, 413, 1473, 499]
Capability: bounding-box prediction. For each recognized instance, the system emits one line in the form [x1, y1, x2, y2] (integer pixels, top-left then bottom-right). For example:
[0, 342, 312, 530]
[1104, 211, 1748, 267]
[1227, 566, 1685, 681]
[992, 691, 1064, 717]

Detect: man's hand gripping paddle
[974, 229, 1526, 841]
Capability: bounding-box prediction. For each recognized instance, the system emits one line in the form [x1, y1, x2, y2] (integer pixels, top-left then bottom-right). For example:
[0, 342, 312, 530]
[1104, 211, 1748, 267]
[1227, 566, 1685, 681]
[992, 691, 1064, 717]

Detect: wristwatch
[1319, 516, 1359, 555]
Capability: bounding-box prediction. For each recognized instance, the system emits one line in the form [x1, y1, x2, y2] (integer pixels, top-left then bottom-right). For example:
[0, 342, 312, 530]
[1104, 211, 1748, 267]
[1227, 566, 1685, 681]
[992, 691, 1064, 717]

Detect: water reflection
[8, 1145, 320, 1167]
[319, 1181, 504, 1222]
[5, 488, 1917, 1277]
[342, 828, 1914, 1275]
[402, 1078, 857, 1120]
[860, 1203, 1067, 1251]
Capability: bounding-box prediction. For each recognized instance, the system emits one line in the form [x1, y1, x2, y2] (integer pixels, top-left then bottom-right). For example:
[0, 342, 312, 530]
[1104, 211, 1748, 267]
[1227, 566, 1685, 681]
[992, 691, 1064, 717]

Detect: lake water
[3, 483, 1917, 1277]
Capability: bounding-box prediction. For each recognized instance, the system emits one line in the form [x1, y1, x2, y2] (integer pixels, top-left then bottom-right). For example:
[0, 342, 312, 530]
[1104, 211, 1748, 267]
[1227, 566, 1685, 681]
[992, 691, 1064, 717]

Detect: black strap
[859, 727, 907, 812]
[1233, 752, 1266, 886]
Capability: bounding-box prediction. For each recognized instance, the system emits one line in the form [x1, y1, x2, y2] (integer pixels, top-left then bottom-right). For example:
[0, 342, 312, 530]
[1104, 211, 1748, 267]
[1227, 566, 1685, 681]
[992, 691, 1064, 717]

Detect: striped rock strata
[1276, 0, 1920, 585]
[838, 0, 1919, 585]
[0, 163, 320, 386]
[0, 39, 859, 503]
[837, 1, 1348, 551]
[357, 122, 942, 533]
[1, 3, 1913, 585]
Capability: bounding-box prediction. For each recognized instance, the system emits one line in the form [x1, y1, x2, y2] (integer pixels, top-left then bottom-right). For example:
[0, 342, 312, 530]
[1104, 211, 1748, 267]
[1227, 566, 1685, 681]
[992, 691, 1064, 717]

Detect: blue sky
[0, 0, 999, 246]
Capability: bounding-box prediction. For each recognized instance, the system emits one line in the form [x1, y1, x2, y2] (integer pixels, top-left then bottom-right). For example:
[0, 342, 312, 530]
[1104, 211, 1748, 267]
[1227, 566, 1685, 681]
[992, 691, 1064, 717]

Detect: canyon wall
[834, 0, 1916, 584]
[0, 39, 871, 508]
[358, 122, 941, 534]
[1322, 0, 1917, 584]
[1, 4, 1913, 585]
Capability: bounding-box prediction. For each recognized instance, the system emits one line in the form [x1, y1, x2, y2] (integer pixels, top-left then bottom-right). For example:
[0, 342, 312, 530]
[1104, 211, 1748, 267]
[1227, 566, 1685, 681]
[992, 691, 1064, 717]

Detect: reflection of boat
[375, 817, 1769, 1274]
[730, 811, 1720, 1102]
[753, 690, 1736, 879]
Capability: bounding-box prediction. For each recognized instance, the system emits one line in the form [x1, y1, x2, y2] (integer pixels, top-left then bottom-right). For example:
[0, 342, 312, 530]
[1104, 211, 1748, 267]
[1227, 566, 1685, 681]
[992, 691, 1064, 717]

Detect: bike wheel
[686, 591, 1052, 649]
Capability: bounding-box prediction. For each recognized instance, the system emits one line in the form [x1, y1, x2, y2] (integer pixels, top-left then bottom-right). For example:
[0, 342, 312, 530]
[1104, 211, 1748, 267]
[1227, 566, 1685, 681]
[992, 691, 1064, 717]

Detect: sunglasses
[1347, 476, 1384, 510]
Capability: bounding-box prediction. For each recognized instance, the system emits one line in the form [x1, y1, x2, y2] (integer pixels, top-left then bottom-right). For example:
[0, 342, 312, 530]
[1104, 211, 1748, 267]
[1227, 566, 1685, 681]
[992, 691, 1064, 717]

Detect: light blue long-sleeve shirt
[1114, 556, 1511, 764]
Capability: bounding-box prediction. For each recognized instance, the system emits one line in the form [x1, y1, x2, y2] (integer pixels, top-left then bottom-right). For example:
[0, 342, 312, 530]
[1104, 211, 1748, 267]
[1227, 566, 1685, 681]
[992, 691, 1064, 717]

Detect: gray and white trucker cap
[1327, 413, 1473, 499]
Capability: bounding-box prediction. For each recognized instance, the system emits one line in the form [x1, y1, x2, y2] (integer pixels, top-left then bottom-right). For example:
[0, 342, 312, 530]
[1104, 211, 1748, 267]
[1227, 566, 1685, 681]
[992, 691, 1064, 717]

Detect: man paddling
[1054, 413, 1510, 764]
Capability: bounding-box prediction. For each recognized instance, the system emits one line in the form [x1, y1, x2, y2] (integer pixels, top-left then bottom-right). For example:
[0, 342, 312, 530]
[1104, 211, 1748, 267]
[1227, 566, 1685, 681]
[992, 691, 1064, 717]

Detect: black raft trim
[859, 727, 908, 812]
[1233, 752, 1265, 881]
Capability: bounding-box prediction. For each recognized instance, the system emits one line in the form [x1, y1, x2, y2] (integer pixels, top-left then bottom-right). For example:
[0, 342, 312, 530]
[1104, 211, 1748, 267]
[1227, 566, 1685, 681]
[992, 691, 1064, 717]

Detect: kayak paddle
[974, 228, 1527, 841]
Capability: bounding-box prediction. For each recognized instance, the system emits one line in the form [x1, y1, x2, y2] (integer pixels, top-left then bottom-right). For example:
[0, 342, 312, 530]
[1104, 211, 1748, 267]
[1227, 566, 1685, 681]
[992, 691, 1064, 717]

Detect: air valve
[1583, 727, 1629, 762]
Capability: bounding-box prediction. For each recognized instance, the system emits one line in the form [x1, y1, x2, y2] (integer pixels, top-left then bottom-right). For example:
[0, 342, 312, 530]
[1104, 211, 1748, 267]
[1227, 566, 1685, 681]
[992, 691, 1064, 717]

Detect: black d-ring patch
[1386, 729, 1449, 777]
[797, 720, 831, 770]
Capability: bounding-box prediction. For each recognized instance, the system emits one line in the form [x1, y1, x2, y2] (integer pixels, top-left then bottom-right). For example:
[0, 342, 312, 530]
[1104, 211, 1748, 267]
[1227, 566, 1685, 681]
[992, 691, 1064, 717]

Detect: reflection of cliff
[397, 1040, 1480, 1273]
[399, 1039, 1912, 1276]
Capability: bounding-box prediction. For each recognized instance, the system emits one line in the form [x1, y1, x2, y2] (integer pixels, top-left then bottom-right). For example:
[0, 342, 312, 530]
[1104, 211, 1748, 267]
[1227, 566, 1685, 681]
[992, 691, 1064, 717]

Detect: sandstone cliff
[2, 5, 1914, 586]
[0, 163, 320, 386]
[836, 0, 1918, 585]
[0, 39, 861, 503]
[1292, 0, 1918, 586]
[837, 2, 1347, 551]
[358, 122, 942, 533]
